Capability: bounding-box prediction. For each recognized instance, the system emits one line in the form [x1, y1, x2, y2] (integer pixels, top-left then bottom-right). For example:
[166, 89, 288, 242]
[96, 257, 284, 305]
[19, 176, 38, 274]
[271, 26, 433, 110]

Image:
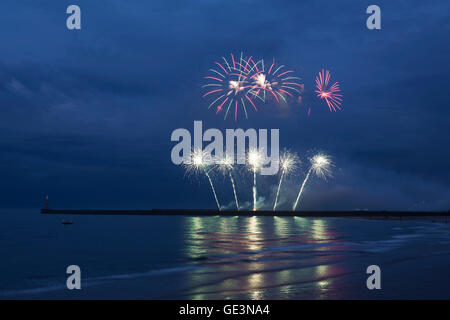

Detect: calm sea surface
[1, 210, 450, 299]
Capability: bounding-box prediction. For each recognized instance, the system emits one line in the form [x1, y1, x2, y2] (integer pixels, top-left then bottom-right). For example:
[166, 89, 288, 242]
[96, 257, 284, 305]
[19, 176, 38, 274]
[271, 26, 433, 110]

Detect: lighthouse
[45, 195, 49, 209]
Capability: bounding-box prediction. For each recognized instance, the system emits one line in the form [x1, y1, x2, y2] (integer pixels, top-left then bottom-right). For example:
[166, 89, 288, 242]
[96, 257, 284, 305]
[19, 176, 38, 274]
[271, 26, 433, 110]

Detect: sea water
[1, 210, 450, 299]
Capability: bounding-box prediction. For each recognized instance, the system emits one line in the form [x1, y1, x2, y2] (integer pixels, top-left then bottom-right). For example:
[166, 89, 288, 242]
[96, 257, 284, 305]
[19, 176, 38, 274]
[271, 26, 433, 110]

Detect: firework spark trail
[217, 157, 240, 211]
[252, 169, 257, 211]
[228, 171, 239, 211]
[248, 149, 262, 211]
[185, 149, 221, 211]
[204, 169, 221, 211]
[273, 151, 299, 211]
[292, 153, 332, 211]
[273, 171, 285, 211]
[292, 169, 312, 211]
[315, 69, 343, 112]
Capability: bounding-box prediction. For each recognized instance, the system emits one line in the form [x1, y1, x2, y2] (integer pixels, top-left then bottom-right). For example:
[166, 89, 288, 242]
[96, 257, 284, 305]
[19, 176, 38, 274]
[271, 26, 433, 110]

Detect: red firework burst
[315, 69, 343, 112]
[202, 53, 259, 121]
[249, 58, 302, 104]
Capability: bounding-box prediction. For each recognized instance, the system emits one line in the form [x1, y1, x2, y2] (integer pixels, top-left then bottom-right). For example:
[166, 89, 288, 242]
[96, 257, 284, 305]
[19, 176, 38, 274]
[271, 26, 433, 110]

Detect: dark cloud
[0, 0, 449, 210]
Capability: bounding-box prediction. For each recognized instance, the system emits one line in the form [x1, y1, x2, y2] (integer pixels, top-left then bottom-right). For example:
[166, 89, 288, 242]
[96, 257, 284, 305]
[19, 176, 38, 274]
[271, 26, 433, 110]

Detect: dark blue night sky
[0, 0, 449, 211]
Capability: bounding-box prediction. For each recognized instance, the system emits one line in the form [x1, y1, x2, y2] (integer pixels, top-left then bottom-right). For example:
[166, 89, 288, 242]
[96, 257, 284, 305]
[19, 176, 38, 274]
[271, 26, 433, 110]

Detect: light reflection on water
[174, 216, 450, 299]
[182, 216, 342, 299]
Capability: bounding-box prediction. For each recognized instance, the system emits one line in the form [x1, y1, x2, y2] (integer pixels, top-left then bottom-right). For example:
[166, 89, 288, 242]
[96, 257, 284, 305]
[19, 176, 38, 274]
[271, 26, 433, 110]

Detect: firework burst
[184, 149, 221, 211]
[292, 153, 332, 211]
[250, 58, 303, 104]
[203, 53, 260, 121]
[273, 151, 299, 211]
[310, 153, 332, 179]
[315, 69, 343, 112]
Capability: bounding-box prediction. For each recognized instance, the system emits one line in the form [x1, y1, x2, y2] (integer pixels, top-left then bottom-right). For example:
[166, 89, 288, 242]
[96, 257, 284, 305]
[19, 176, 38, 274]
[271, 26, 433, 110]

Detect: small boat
[62, 221, 74, 225]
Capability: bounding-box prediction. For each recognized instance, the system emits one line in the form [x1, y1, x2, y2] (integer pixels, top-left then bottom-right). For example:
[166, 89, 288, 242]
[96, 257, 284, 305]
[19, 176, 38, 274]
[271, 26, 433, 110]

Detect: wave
[0, 265, 202, 297]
